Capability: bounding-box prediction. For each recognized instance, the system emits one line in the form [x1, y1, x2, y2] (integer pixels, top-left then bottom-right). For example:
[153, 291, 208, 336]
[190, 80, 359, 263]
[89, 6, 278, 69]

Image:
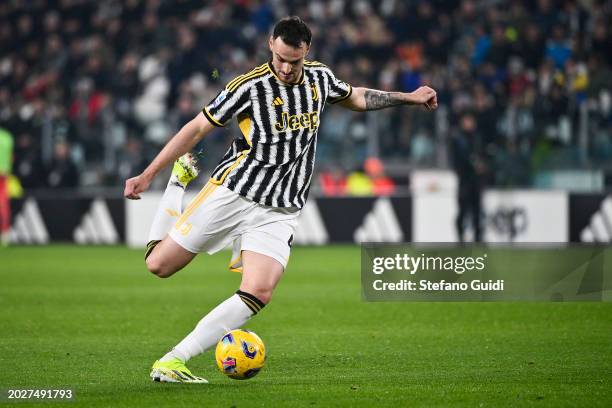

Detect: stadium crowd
[0, 0, 610, 192]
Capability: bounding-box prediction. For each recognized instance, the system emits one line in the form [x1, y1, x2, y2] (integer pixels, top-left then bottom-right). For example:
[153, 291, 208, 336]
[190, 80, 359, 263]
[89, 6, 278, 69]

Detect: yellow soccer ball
[215, 329, 266, 380]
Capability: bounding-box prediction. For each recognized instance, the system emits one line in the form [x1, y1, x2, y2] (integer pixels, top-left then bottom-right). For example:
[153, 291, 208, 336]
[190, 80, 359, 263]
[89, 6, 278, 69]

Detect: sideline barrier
[7, 192, 612, 245]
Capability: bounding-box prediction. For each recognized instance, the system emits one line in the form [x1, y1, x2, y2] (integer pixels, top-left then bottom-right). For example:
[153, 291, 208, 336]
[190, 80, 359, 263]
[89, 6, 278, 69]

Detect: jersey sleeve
[202, 82, 252, 127]
[325, 68, 352, 105]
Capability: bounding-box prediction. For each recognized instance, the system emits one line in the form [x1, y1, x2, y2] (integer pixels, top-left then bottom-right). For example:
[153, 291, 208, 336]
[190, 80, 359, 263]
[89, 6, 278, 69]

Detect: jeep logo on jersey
[274, 111, 319, 132]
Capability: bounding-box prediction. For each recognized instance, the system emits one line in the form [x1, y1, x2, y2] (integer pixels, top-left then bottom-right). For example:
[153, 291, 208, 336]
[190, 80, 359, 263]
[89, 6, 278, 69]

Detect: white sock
[147, 182, 185, 242]
[160, 292, 264, 362]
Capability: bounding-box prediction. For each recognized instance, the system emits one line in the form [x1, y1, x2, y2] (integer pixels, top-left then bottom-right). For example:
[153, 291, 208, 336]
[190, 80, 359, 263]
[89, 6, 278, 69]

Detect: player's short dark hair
[272, 16, 312, 48]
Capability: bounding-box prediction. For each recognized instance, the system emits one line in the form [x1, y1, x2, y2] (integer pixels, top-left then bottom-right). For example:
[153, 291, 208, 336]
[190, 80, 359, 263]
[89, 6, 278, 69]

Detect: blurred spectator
[364, 157, 396, 196]
[590, 18, 612, 67]
[451, 113, 488, 242]
[46, 142, 79, 188]
[319, 166, 347, 197]
[12, 133, 44, 189]
[116, 137, 150, 184]
[486, 24, 512, 68]
[534, 0, 559, 36]
[346, 167, 373, 196]
[546, 25, 572, 69]
[520, 23, 546, 70]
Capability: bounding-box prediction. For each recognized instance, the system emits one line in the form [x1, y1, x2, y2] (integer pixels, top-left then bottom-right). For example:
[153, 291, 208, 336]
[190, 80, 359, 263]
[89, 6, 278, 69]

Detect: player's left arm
[338, 86, 438, 112]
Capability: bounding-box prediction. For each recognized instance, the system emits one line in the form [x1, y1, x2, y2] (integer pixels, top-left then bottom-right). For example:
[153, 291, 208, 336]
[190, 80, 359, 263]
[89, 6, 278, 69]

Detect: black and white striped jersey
[202, 60, 352, 209]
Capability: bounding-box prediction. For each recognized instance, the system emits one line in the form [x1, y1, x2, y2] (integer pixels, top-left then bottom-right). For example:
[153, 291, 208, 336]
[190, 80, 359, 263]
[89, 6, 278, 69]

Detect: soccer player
[124, 16, 437, 383]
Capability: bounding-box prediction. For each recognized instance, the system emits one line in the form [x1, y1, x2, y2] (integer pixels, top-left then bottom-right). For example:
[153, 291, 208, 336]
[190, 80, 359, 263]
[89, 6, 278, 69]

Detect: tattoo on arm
[364, 90, 406, 110]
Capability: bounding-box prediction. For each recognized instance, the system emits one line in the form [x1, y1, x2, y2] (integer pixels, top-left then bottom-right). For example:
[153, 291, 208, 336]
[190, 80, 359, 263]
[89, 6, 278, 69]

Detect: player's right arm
[314, 64, 437, 112]
[124, 112, 214, 200]
[339, 86, 438, 112]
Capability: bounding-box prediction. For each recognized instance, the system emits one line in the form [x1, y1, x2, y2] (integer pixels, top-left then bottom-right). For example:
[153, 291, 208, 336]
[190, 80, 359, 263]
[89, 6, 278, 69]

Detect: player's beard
[280, 72, 294, 82]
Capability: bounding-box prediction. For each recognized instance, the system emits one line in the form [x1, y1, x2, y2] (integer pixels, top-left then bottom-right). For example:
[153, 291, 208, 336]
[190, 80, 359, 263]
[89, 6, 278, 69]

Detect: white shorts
[169, 182, 300, 270]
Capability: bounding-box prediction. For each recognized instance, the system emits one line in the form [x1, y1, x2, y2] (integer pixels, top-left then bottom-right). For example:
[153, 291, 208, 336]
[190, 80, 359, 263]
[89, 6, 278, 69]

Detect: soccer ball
[215, 329, 266, 380]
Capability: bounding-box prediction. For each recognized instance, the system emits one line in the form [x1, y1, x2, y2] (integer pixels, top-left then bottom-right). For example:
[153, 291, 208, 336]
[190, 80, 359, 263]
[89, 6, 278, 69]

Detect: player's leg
[238, 250, 284, 304]
[157, 252, 280, 360]
[145, 237, 197, 278]
[471, 188, 483, 242]
[150, 195, 296, 383]
[456, 187, 468, 243]
[151, 250, 281, 383]
[144, 153, 200, 277]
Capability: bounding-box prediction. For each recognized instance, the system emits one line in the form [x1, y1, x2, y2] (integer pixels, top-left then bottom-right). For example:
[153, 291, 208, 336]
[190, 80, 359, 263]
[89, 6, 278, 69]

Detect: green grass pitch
[1, 245, 610, 407]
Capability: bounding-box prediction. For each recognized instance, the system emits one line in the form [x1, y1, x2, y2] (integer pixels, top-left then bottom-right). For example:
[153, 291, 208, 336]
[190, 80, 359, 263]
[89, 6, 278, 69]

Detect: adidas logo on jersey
[272, 97, 284, 106]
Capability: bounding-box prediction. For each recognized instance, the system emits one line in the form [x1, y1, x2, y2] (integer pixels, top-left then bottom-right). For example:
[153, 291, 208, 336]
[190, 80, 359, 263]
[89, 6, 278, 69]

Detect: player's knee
[257, 291, 273, 304]
[145, 256, 173, 278]
[245, 287, 273, 304]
